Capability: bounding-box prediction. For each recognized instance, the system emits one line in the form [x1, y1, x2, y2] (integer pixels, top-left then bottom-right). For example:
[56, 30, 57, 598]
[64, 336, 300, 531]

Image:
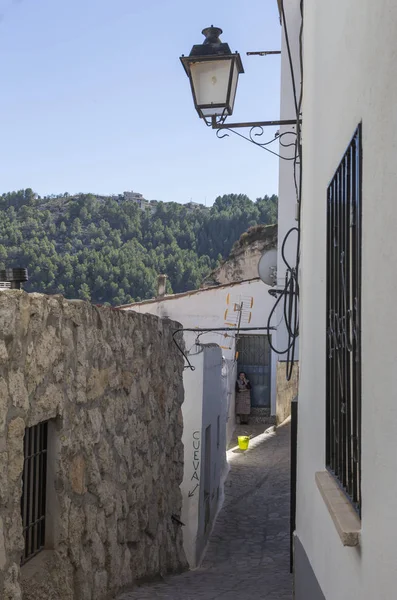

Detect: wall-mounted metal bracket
[211, 116, 301, 129]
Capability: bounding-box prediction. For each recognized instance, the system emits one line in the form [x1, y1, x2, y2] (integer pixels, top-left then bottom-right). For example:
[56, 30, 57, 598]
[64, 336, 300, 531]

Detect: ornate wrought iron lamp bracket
[209, 115, 302, 156]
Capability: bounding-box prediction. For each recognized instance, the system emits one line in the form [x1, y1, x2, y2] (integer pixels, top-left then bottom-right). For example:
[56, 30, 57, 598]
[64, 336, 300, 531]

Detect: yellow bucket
[238, 436, 250, 451]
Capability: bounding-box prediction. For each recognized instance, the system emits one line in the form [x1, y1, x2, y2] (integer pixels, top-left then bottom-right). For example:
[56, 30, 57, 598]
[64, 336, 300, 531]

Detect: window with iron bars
[21, 421, 49, 564]
[326, 124, 362, 516]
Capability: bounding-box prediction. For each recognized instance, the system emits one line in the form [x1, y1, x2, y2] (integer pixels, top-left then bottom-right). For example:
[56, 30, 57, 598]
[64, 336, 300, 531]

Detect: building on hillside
[278, 1, 397, 599]
[149, 199, 159, 211]
[185, 201, 206, 213]
[124, 190, 144, 202]
[123, 190, 157, 213]
[136, 199, 149, 211]
[118, 275, 279, 566]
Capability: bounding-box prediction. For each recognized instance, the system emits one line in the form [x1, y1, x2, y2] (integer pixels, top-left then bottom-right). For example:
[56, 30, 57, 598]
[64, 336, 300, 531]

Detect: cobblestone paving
[118, 421, 292, 600]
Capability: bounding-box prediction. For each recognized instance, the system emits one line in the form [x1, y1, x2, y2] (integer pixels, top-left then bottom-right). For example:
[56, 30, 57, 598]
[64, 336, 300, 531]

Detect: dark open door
[236, 334, 271, 408]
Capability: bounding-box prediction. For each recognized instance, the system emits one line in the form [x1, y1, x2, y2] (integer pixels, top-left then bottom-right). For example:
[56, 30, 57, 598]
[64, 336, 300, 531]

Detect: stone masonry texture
[119, 422, 292, 600]
[276, 361, 299, 425]
[0, 290, 187, 600]
[202, 224, 277, 287]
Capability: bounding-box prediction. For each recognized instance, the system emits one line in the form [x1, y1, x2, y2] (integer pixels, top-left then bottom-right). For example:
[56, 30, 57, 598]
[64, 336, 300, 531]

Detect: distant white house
[119, 276, 276, 566]
[120, 277, 277, 428]
[123, 191, 157, 214]
[123, 190, 144, 202]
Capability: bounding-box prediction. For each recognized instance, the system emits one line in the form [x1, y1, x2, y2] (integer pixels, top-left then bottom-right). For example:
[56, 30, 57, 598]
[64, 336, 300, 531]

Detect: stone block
[0, 517, 6, 570]
[87, 368, 109, 401]
[94, 570, 108, 597]
[0, 379, 8, 434]
[87, 408, 102, 444]
[70, 454, 87, 495]
[0, 340, 9, 363]
[7, 417, 25, 484]
[126, 512, 140, 543]
[3, 563, 22, 600]
[29, 383, 63, 426]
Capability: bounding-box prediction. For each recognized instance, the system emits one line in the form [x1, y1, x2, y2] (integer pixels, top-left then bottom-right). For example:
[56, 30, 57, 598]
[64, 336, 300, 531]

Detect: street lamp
[180, 26, 244, 125]
[180, 26, 299, 135]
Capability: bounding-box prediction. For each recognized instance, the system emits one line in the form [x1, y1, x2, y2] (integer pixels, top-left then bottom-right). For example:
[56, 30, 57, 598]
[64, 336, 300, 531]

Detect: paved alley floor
[118, 420, 292, 600]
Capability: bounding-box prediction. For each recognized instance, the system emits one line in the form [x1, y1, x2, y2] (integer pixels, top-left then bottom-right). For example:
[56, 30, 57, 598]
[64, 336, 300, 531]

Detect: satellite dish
[258, 248, 277, 286]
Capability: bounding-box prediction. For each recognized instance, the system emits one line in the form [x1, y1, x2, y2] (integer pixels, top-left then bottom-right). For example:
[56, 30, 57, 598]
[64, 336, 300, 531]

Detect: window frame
[325, 124, 362, 516]
[21, 421, 49, 565]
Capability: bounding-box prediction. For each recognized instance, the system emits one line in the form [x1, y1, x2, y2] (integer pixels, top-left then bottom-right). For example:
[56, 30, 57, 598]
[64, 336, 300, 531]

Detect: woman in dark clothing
[235, 371, 251, 424]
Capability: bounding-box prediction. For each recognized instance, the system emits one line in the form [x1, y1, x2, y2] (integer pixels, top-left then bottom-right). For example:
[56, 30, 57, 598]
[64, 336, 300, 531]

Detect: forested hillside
[0, 189, 277, 305]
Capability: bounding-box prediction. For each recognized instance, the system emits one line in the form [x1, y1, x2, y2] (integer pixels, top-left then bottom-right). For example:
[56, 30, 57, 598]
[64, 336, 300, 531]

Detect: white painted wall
[276, 0, 301, 360]
[223, 357, 237, 446]
[297, 1, 397, 599]
[180, 345, 226, 568]
[198, 346, 226, 559]
[123, 279, 277, 418]
[180, 349, 204, 568]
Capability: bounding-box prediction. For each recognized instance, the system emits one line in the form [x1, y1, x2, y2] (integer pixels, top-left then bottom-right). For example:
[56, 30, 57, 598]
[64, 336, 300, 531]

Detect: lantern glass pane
[190, 58, 233, 115]
[229, 60, 240, 112]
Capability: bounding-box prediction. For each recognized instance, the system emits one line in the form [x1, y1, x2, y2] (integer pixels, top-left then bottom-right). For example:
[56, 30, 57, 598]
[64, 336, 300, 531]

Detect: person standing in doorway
[235, 372, 251, 424]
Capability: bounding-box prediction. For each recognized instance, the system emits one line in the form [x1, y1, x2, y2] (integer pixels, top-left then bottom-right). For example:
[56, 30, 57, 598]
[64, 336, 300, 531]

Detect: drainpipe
[157, 274, 167, 298]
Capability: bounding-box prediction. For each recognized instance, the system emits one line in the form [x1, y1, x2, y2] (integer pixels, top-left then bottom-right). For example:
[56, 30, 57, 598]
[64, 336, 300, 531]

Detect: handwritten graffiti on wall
[189, 430, 200, 497]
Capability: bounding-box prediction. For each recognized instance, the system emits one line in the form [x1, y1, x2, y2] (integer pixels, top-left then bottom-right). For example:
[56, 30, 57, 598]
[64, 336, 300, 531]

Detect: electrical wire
[172, 326, 276, 371]
[172, 331, 195, 371]
[266, 228, 299, 357]
[271, 1, 303, 380]
[279, 132, 298, 148]
[280, 1, 299, 118]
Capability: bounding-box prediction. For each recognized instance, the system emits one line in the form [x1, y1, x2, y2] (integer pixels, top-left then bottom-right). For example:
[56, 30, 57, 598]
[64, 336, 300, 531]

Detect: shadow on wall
[276, 361, 299, 425]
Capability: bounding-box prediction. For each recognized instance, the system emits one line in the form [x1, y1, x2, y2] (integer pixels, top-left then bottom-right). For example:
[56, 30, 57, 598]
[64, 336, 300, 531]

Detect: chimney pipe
[157, 274, 167, 298]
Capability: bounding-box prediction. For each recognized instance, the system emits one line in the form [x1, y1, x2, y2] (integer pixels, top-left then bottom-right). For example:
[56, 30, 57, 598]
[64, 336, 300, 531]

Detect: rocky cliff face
[0, 291, 187, 600]
[202, 224, 277, 287]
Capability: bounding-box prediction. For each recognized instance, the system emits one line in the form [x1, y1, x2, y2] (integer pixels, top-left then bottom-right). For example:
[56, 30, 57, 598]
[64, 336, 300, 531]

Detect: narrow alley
[119, 421, 292, 600]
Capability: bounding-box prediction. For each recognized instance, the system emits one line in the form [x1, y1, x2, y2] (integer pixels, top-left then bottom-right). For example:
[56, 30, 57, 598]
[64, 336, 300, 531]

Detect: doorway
[236, 334, 271, 408]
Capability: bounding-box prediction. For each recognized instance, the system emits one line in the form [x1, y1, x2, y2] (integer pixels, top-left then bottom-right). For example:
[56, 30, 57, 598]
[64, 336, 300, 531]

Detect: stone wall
[0, 291, 187, 600]
[276, 361, 299, 425]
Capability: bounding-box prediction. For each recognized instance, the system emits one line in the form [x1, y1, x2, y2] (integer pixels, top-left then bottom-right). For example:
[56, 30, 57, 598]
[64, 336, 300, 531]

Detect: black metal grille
[21, 421, 48, 564]
[326, 125, 362, 515]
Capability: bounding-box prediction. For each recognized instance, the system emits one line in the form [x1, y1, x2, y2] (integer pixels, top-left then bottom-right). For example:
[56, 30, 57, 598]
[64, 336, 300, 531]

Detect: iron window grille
[326, 124, 362, 515]
[21, 421, 49, 564]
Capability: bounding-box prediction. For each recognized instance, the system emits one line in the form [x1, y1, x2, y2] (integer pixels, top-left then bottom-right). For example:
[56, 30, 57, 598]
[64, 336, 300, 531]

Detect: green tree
[78, 283, 91, 301]
[0, 188, 277, 304]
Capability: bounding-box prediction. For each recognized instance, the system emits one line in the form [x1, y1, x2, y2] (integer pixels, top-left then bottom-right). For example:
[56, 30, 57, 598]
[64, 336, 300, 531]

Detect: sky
[0, 0, 281, 206]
